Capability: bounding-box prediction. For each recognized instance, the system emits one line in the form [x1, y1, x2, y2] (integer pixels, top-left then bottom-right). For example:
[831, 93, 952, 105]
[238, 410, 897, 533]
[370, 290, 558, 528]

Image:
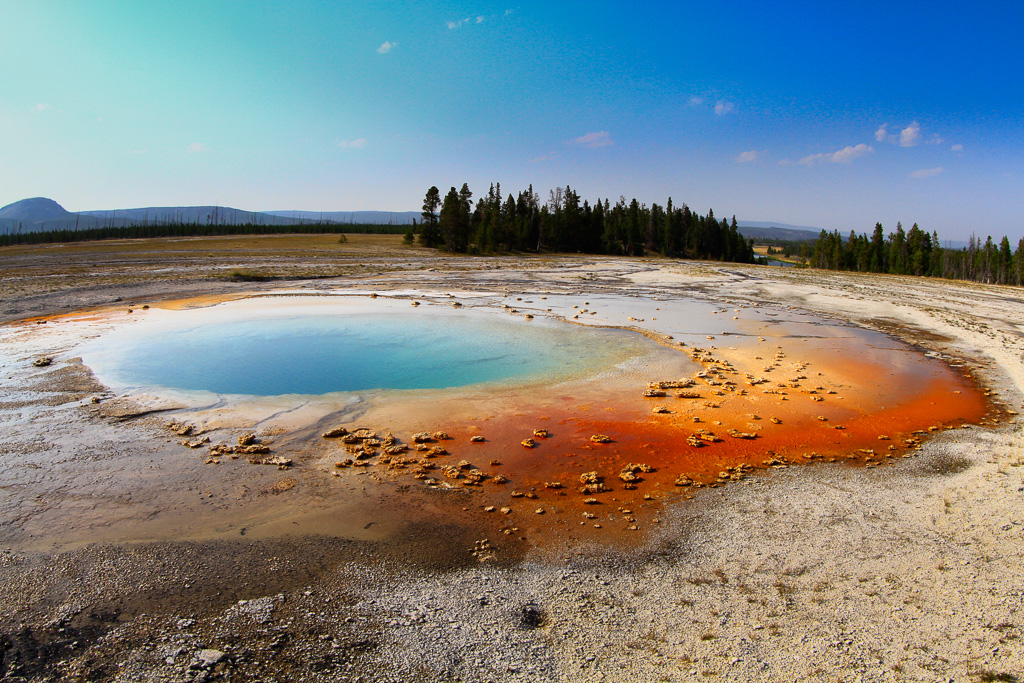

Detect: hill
[0, 197, 427, 235]
[0, 197, 86, 233]
[265, 210, 419, 225]
[736, 221, 823, 242]
[78, 206, 315, 227]
[0, 197, 77, 223]
[0, 198, 333, 234]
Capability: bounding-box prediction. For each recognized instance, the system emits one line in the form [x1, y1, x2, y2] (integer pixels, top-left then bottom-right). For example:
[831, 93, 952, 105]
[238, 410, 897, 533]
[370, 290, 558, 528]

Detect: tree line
[5, 183, 1021, 289]
[417, 183, 756, 263]
[0, 220, 408, 247]
[810, 222, 1024, 286]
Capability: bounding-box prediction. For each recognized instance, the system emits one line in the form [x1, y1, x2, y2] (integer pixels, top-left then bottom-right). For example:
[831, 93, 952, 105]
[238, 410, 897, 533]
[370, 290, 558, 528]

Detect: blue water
[80, 305, 639, 396]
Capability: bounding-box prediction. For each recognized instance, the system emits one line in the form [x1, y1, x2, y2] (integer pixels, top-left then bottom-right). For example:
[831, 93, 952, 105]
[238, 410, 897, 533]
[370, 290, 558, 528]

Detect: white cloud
[570, 131, 614, 148]
[476, 15, 485, 23]
[736, 150, 760, 163]
[714, 100, 734, 115]
[830, 143, 873, 162]
[187, 142, 207, 153]
[877, 120, 938, 147]
[337, 138, 367, 149]
[793, 143, 873, 166]
[377, 41, 395, 54]
[899, 120, 921, 147]
[910, 166, 945, 179]
[951, 143, 964, 152]
[687, 96, 705, 107]
[504, 9, 513, 16]
[32, 103, 50, 112]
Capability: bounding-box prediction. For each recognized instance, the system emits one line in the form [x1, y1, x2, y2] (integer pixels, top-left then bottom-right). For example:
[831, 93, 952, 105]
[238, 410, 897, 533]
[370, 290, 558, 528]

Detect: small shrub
[929, 454, 972, 475]
[976, 671, 1018, 683]
[224, 269, 269, 282]
[518, 603, 545, 630]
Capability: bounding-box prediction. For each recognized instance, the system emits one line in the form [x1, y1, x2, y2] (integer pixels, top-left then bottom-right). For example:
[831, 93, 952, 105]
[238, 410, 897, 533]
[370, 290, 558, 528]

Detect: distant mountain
[266, 210, 419, 225]
[736, 221, 824, 242]
[0, 197, 414, 235]
[79, 206, 313, 227]
[0, 197, 91, 233]
[0, 197, 77, 223]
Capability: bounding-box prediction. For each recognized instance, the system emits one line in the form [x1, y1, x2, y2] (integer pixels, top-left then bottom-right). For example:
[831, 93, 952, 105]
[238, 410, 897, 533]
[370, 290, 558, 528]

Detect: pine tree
[869, 222, 885, 272]
[420, 186, 441, 247]
[438, 187, 461, 252]
[998, 236, 1013, 284]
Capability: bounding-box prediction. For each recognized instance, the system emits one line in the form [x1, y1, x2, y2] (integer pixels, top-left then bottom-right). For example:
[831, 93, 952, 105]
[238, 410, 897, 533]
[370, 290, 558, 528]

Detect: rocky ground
[1, 237, 1022, 682]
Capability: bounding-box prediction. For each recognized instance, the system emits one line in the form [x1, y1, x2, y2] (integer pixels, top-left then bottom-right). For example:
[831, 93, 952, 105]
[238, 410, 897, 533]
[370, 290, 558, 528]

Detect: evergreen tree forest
[418, 183, 756, 264]
[0, 219, 408, 247]
[810, 222, 1024, 286]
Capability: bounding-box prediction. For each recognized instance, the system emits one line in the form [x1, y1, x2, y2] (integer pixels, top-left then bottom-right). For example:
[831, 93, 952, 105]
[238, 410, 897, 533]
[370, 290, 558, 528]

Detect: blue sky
[2, 1, 1022, 241]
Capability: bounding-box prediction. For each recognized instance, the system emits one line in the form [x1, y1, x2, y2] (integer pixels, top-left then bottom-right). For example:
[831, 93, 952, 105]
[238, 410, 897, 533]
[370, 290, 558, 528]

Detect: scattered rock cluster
[166, 423, 289, 468]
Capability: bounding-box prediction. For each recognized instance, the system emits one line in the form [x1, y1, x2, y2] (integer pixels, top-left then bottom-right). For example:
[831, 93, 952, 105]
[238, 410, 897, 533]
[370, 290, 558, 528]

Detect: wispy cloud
[899, 121, 921, 147]
[951, 143, 964, 152]
[337, 138, 367, 149]
[926, 133, 944, 145]
[448, 11, 510, 29]
[829, 143, 873, 162]
[874, 124, 889, 142]
[570, 131, 613, 148]
[687, 96, 705, 107]
[32, 103, 50, 112]
[736, 150, 761, 163]
[910, 166, 944, 179]
[187, 142, 207, 153]
[376, 41, 396, 54]
[784, 143, 873, 166]
[714, 100, 734, 115]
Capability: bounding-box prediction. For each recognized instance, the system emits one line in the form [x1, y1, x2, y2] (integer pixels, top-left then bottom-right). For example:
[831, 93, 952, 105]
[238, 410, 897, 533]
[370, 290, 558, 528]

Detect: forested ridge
[420, 182, 1024, 287]
[417, 183, 755, 263]
[810, 222, 1024, 286]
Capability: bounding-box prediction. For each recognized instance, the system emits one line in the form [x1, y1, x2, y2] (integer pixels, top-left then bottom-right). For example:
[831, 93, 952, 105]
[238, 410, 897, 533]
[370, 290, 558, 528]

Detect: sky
[2, 1, 1022, 241]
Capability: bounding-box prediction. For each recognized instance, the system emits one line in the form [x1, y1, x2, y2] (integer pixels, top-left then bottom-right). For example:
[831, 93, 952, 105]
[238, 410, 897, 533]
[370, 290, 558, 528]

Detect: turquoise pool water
[79, 301, 642, 396]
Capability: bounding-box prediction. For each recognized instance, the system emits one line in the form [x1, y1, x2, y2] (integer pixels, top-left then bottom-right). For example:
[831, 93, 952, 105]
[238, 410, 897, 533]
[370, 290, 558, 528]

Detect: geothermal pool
[78, 298, 645, 396]
[0, 290, 990, 552]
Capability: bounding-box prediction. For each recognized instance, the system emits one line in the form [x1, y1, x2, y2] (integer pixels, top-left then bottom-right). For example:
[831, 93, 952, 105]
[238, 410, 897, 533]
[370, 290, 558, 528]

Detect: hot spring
[77, 296, 649, 397]
[4, 290, 989, 551]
